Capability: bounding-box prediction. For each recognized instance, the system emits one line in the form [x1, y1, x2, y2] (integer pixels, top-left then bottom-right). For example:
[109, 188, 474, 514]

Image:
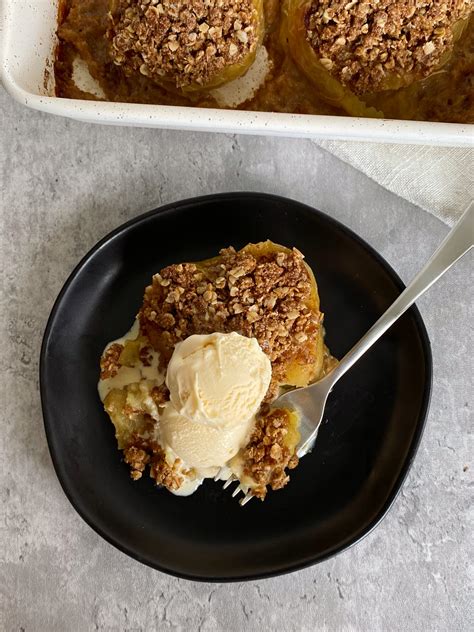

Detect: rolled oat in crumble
[109, 0, 261, 88]
[149, 446, 185, 490]
[305, 0, 472, 94]
[123, 445, 151, 479]
[100, 343, 123, 379]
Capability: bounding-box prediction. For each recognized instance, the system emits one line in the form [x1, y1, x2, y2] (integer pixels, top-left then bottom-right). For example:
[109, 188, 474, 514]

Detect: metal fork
[221, 201, 473, 506]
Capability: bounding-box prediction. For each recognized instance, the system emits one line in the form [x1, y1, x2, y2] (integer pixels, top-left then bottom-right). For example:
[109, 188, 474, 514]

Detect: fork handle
[326, 202, 474, 388]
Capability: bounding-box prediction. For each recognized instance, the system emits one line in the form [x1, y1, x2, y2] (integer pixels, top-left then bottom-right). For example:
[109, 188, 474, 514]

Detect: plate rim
[40, 192, 432, 582]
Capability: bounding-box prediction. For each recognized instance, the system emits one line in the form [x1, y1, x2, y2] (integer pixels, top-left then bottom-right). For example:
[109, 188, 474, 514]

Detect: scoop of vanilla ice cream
[165, 332, 271, 428]
[159, 404, 251, 469]
[160, 332, 271, 470]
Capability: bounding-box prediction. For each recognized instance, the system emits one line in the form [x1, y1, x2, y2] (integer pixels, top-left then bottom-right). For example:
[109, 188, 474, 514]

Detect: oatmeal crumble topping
[123, 445, 150, 480]
[139, 245, 322, 400]
[305, 0, 472, 94]
[242, 408, 299, 500]
[109, 0, 260, 88]
[100, 343, 123, 379]
[125, 437, 185, 489]
[149, 446, 185, 490]
[151, 383, 170, 406]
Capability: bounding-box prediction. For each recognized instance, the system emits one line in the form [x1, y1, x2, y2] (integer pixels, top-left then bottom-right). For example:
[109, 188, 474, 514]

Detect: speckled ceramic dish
[1, 0, 472, 145]
[40, 193, 432, 581]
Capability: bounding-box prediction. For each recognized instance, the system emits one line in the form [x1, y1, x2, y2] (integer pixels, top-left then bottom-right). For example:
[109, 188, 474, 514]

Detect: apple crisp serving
[98, 241, 336, 501]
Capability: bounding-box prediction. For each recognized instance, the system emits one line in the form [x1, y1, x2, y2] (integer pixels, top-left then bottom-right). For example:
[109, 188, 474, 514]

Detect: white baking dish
[1, 0, 473, 146]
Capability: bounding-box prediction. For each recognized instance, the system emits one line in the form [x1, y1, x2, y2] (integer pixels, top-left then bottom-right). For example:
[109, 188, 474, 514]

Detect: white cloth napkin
[317, 141, 474, 226]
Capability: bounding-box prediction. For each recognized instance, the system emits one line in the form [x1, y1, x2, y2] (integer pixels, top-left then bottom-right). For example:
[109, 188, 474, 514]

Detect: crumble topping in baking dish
[108, 0, 261, 88]
[305, 0, 472, 95]
[55, 0, 474, 122]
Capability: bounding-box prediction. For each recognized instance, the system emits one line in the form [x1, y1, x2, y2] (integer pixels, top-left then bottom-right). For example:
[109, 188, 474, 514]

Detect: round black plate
[40, 193, 432, 581]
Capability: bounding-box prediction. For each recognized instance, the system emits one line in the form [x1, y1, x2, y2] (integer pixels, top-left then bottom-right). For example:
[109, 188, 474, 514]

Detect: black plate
[40, 193, 432, 581]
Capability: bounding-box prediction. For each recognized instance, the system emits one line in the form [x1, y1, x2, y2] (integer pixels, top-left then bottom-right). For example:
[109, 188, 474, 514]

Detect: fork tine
[239, 492, 253, 506]
[214, 467, 223, 482]
[232, 484, 243, 497]
[223, 475, 236, 489]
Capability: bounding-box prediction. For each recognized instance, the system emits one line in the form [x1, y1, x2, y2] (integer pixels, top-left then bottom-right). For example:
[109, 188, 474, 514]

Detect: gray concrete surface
[1, 86, 472, 632]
